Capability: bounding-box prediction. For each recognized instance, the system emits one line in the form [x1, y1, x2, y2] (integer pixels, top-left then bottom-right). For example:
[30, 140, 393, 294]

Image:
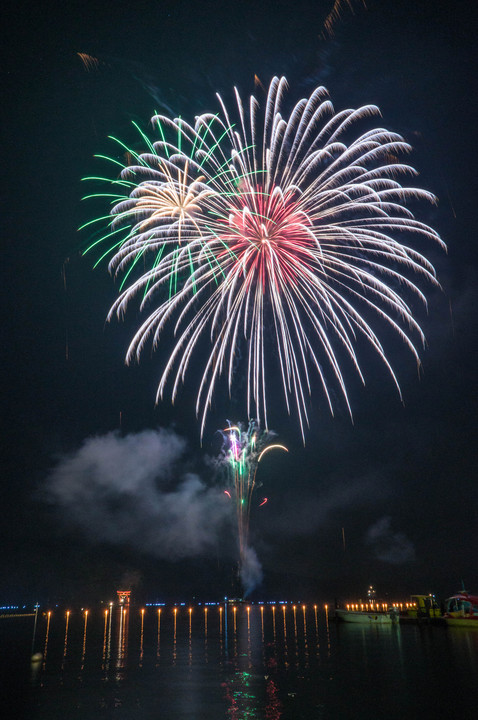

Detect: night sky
[1, 0, 476, 605]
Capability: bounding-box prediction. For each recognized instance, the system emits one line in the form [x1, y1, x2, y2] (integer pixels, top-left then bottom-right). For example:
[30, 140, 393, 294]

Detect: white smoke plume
[46, 428, 232, 559]
[365, 516, 415, 564]
[240, 545, 263, 596]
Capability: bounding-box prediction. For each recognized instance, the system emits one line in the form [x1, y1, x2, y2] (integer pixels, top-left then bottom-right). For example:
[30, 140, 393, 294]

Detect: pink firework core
[216, 186, 316, 289]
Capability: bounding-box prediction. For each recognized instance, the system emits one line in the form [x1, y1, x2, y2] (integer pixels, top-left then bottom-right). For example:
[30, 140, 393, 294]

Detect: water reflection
[102, 608, 112, 679]
[222, 604, 275, 718]
[302, 605, 310, 669]
[80, 610, 88, 674]
[139, 608, 145, 667]
[42, 611, 51, 673]
[101, 609, 107, 663]
[292, 605, 300, 668]
[18, 603, 478, 719]
[115, 606, 128, 682]
[447, 626, 478, 673]
[61, 611, 69, 674]
[281, 606, 289, 668]
[188, 607, 193, 667]
[204, 608, 209, 664]
[172, 607, 177, 666]
[324, 604, 331, 658]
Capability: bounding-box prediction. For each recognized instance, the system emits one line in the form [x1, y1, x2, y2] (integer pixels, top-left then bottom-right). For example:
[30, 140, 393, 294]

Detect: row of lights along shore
[10, 591, 421, 617]
[345, 602, 418, 612]
[34, 602, 421, 618]
[38, 601, 331, 616]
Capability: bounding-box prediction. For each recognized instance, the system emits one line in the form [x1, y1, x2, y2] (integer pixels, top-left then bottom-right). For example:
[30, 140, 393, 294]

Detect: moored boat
[406, 594, 442, 621]
[444, 591, 478, 627]
[402, 594, 442, 622]
[335, 608, 398, 624]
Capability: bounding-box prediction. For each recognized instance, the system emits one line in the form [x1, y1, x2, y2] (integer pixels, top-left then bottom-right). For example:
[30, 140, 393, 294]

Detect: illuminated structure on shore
[117, 590, 131, 606]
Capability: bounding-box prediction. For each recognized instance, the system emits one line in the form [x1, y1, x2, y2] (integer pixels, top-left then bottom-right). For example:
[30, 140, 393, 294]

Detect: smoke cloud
[365, 516, 415, 565]
[240, 545, 263, 597]
[46, 428, 232, 560]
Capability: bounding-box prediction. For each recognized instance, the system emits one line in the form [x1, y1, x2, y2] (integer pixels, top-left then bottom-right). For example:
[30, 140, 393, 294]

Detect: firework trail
[219, 420, 287, 586]
[77, 52, 100, 72]
[83, 76, 444, 440]
[322, 0, 367, 38]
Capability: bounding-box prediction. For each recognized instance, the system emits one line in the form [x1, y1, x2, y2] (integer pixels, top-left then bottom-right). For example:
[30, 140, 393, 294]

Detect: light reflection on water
[2, 605, 478, 718]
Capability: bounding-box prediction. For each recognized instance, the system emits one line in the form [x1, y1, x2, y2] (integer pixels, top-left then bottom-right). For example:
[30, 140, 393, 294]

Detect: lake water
[1, 603, 477, 719]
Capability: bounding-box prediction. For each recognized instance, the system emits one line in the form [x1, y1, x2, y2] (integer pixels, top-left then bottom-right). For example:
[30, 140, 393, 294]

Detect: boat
[335, 608, 399, 625]
[444, 591, 478, 627]
[404, 594, 442, 621]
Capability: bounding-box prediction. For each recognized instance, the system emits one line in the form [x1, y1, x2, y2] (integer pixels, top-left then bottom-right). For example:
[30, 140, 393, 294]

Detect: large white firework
[85, 76, 444, 440]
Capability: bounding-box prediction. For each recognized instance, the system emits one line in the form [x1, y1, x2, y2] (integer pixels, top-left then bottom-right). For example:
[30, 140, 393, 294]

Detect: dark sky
[1, 0, 477, 605]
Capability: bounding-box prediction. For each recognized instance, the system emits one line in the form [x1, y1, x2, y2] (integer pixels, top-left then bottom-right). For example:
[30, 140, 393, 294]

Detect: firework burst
[84, 77, 444, 440]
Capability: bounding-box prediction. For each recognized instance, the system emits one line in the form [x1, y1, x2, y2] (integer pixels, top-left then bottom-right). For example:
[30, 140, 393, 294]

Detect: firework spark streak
[322, 0, 367, 38]
[219, 421, 287, 576]
[83, 76, 444, 440]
